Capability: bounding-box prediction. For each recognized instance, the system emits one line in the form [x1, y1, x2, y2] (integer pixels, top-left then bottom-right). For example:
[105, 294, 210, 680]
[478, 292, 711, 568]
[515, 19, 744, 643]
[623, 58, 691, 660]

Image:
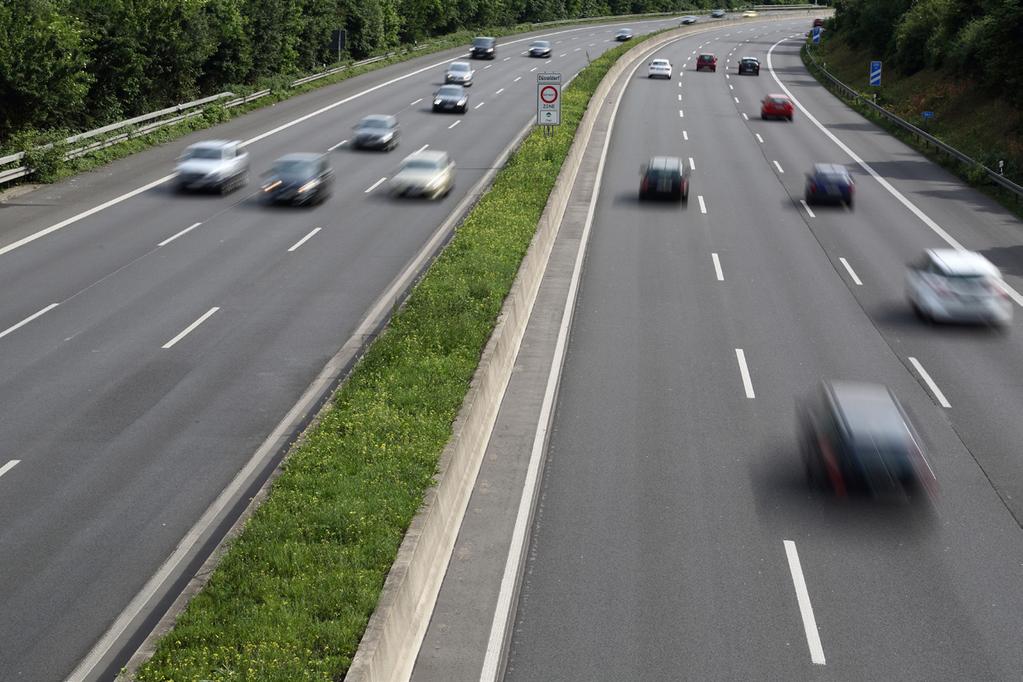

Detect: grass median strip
[135, 37, 636, 682]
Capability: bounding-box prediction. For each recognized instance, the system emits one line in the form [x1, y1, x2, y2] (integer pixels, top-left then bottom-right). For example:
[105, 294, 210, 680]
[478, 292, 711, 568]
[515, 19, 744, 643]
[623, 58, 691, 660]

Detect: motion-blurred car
[710, 8, 726, 18]
[433, 84, 469, 113]
[615, 28, 634, 41]
[528, 40, 552, 57]
[260, 153, 333, 206]
[648, 58, 673, 79]
[680, 16, 698, 25]
[390, 150, 455, 199]
[352, 114, 399, 151]
[445, 61, 474, 86]
[639, 156, 690, 202]
[742, 10, 758, 18]
[696, 53, 717, 72]
[737, 56, 760, 75]
[799, 381, 936, 497]
[804, 163, 854, 206]
[906, 249, 1012, 327]
[471, 36, 497, 59]
[175, 140, 249, 194]
[761, 93, 794, 120]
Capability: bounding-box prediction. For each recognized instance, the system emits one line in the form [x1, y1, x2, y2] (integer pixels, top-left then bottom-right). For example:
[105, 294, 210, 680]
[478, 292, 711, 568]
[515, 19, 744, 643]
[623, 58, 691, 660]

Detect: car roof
[188, 140, 236, 149]
[812, 163, 850, 176]
[647, 156, 683, 171]
[532, 39, 550, 44]
[825, 382, 910, 442]
[927, 249, 1000, 276]
[651, 58, 670, 63]
[449, 61, 471, 68]
[359, 114, 396, 125]
[275, 153, 321, 163]
[404, 150, 449, 163]
[618, 27, 632, 32]
[767, 93, 790, 99]
[438, 84, 465, 92]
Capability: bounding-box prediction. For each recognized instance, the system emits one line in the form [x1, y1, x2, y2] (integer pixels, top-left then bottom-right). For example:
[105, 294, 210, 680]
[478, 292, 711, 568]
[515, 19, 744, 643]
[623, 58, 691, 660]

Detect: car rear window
[769, 97, 788, 105]
[185, 148, 223, 160]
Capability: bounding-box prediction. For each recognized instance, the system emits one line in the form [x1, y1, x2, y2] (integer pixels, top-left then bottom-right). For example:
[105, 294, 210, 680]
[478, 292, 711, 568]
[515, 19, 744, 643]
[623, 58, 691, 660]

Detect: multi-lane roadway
[0, 15, 686, 681]
[503, 18, 1023, 682]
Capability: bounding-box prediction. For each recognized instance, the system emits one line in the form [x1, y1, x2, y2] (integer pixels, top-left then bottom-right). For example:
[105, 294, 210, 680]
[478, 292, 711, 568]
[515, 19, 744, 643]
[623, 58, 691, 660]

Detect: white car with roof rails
[906, 249, 1012, 327]
[648, 58, 673, 79]
[175, 140, 249, 194]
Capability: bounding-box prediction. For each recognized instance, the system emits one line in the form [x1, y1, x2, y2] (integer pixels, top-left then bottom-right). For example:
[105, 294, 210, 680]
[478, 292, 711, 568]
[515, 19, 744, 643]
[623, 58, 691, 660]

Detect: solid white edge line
[365, 176, 388, 193]
[773, 159, 785, 174]
[838, 257, 863, 286]
[479, 31, 694, 682]
[800, 199, 816, 218]
[766, 36, 1023, 311]
[288, 227, 322, 252]
[160, 308, 218, 351]
[0, 303, 59, 340]
[712, 253, 723, 281]
[783, 540, 827, 665]
[755, 133, 764, 144]
[908, 356, 951, 408]
[0, 460, 19, 479]
[735, 348, 755, 399]
[448, 120, 461, 129]
[697, 195, 707, 214]
[157, 222, 202, 247]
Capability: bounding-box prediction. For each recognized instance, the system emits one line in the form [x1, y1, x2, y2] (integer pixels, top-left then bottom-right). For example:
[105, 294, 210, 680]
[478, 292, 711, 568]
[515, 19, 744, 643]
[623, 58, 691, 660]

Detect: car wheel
[788, 114, 794, 122]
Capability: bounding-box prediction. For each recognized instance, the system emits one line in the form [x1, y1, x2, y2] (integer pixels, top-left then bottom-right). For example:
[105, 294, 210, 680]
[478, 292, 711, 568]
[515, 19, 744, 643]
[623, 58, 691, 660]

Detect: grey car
[353, 114, 399, 151]
[710, 9, 726, 18]
[175, 140, 249, 194]
[445, 61, 474, 86]
[432, 85, 468, 113]
[528, 40, 552, 57]
[260, 153, 334, 206]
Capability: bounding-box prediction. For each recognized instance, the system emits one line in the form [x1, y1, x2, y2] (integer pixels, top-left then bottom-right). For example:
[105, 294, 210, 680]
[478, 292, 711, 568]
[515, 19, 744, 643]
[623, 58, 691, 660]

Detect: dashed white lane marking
[0, 459, 20, 479]
[679, 109, 684, 118]
[158, 222, 202, 247]
[773, 160, 785, 174]
[755, 133, 764, 144]
[474, 102, 485, 109]
[839, 258, 863, 285]
[530, 67, 538, 72]
[742, 112, 749, 120]
[800, 199, 816, 218]
[698, 195, 707, 214]
[288, 227, 322, 253]
[416, 144, 430, 153]
[559, 53, 568, 57]
[410, 98, 423, 106]
[688, 157, 696, 170]
[365, 176, 388, 193]
[678, 93, 682, 101]
[683, 130, 688, 141]
[735, 349, 755, 399]
[0, 303, 59, 340]
[484, 64, 493, 70]
[909, 357, 951, 408]
[545, 59, 552, 64]
[734, 96, 740, 103]
[503, 57, 511, 61]
[783, 540, 826, 665]
[448, 120, 461, 129]
[712, 253, 724, 281]
[574, 47, 581, 52]
[495, 88, 505, 95]
[729, 84, 734, 90]
[514, 76, 522, 82]
[726, 74, 730, 79]
[162, 307, 219, 349]
[327, 138, 348, 151]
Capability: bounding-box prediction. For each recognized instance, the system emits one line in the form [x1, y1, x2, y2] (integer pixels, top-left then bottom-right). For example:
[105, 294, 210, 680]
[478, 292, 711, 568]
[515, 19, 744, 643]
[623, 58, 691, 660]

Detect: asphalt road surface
[505, 19, 1023, 682]
[0, 16, 684, 681]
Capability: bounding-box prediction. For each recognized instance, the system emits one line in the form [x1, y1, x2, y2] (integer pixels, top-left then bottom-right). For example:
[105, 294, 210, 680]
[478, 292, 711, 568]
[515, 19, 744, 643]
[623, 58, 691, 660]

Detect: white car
[680, 16, 698, 25]
[648, 58, 672, 79]
[906, 249, 1012, 327]
[175, 140, 249, 194]
[390, 150, 455, 199]
[445, 61, 474, 86]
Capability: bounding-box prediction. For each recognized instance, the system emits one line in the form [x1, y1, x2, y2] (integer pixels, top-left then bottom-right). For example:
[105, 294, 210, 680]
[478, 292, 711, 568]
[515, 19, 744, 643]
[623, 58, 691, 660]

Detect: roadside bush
[15, 129, 70, 183]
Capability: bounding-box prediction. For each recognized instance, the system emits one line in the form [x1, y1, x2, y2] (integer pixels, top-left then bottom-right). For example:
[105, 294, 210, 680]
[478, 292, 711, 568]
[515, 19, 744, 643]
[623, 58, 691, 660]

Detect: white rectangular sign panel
[537, 72, 561, 126]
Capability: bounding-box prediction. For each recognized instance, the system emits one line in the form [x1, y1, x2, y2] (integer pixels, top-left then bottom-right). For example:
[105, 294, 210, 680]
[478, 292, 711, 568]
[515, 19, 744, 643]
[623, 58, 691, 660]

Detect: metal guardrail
[803, 43, 1023, 199]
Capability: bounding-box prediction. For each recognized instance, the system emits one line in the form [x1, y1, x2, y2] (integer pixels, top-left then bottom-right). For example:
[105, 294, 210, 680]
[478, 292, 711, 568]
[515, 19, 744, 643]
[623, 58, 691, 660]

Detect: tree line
[0, 0, 782, 142]
[830, 0, 1023, 105]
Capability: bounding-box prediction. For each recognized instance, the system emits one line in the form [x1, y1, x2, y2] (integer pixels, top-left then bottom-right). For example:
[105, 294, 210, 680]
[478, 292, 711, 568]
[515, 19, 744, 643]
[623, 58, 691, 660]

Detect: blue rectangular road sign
[869, 60, 882, 86]
[812, 27, 822, 44]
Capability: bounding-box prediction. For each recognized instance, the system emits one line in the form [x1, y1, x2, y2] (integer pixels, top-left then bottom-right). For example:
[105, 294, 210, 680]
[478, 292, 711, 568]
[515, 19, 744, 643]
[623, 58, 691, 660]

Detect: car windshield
[273, 160, 316, 177]
[437, 86, 462, 97]
[185, 147, 223, 160]
[652, 60, 669, 66]
[532, 41, 549, 48]
[450, 63, 470, 72]
[404, 159, 441, 171]
[699, 55, 714, 61]
[360, 118, 392, 129]
[473, 38, 493, 47]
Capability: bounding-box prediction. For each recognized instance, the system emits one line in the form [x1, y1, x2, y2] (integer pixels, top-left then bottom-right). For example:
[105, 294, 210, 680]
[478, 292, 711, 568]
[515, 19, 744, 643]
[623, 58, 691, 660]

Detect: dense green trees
[0, 0, 759, 141]
[832, 0, 1023, 104]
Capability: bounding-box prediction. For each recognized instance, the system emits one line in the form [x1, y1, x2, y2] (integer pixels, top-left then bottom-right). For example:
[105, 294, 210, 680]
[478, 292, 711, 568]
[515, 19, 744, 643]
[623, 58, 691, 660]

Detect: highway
[0, 16, 683, 681]
[503, 18, 1023, 682]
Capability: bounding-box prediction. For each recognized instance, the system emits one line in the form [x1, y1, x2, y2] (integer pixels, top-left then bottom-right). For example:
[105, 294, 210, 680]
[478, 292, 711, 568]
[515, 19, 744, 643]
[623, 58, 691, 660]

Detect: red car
[761, 94, 794, 121]
[696, 54, 717, 72]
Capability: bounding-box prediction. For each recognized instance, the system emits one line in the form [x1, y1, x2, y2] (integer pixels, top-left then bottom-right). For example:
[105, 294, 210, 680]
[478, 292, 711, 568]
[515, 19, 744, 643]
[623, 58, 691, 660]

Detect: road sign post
[869, 60, 882, 87]
[537, 72, 561, 132]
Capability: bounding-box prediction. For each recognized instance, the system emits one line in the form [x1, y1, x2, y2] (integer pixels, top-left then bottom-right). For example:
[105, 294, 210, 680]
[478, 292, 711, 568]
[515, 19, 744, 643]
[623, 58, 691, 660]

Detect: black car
[352, 114, 399, 151]
[615, 28, 634, 41]
[471, 36, 496, 59]
[639, 156, 689, 202]
[432, 85, 468, 113]
[737, 57, 760, 75]
[805, 163, 855, 207]
[799, 381, 936, 498]
[528, 40, 552, 57]
[261, 153, 333, 205]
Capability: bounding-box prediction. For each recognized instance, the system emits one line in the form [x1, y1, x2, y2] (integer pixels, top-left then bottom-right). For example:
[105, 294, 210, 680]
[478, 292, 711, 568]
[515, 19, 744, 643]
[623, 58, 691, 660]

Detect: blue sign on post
[922, 111, 934, 120]
[869, 60, 882, 86]
[812, 27, 822, 44]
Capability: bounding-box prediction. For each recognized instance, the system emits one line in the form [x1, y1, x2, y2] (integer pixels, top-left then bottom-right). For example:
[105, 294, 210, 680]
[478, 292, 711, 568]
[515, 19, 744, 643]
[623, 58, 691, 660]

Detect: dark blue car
[805, 163, 855, 208]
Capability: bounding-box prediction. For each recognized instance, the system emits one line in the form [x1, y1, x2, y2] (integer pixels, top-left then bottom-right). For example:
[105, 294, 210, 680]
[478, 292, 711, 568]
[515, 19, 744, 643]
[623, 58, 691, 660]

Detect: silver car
[390, 150, 455, 199]
[445, 61, 474, 86]
[906, 249, 1012, 327]
[175, 140, 249, 194]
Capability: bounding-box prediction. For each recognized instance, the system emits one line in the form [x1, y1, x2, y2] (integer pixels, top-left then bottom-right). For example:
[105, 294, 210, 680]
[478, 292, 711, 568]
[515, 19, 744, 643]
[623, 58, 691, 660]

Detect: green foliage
[13, 128, 71, 182]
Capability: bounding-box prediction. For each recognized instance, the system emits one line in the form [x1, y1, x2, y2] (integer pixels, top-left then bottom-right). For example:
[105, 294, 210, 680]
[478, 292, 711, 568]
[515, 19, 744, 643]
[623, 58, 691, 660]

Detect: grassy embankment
[134, 34, 641, 682]
[803, 36, 1023, 217]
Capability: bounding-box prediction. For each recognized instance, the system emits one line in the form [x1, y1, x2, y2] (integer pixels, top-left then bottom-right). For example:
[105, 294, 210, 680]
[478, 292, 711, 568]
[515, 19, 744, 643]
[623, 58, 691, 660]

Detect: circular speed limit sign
[540, 85, 559, 104]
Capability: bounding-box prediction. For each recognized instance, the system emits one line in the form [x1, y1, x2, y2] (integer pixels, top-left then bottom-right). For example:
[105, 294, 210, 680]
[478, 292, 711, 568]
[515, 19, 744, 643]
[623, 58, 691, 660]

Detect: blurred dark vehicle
[261, 153, 333, 206]
[353, 115, 399, 151]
